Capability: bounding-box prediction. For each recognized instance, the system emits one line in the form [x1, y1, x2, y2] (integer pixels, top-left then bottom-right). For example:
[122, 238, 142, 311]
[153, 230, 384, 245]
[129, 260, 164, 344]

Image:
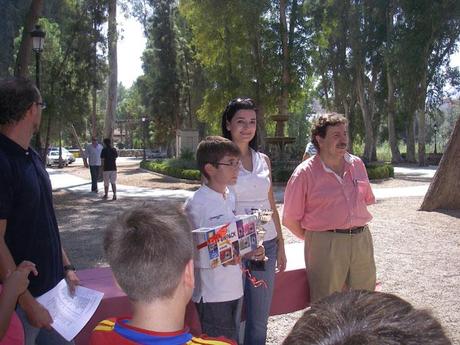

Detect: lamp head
[31, 25, 46, 53]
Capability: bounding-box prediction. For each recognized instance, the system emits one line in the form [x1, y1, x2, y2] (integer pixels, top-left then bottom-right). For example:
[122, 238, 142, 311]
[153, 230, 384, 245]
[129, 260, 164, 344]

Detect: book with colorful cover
[192, 214, 258, 268]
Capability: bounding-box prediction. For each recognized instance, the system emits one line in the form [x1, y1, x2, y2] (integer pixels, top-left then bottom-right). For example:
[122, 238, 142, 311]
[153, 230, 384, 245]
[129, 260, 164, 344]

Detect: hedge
[272, 162, 394, 182]
[141, 160, 394, 182]
[141, 160, 201, 181]
[365, 163, 394, 180]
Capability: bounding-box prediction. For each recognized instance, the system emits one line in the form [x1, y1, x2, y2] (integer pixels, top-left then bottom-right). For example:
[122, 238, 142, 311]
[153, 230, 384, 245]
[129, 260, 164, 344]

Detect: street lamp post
[30, 25, 46, 162]
[30, 25, 46, 90]
[433, 123, 438, 154]
[142, 117, 147, 161]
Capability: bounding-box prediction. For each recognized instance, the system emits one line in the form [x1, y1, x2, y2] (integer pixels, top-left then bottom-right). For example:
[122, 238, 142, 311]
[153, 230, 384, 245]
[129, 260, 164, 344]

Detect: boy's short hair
[196, 136, 241, 179]
[104, 204, 193, 302]
[283, 290, 452, 345]
[311, 112, 348, 153]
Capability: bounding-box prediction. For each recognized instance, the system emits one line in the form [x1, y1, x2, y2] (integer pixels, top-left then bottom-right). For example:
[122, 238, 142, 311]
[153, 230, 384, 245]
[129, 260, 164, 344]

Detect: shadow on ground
[53, 191, 184, 269]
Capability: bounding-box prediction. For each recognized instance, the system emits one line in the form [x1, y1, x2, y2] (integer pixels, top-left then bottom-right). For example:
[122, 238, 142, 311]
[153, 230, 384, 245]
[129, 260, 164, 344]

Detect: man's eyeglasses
[35, 101, 47, 110]
[213, 160, 242, 168]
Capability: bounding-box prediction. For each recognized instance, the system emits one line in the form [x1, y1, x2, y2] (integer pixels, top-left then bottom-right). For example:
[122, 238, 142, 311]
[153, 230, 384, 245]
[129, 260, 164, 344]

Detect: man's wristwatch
[64, 264, 76, 272]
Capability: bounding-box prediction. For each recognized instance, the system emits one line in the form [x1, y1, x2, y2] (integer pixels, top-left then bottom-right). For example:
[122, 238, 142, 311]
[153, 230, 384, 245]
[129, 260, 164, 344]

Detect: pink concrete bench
[75, 243, 309, 345]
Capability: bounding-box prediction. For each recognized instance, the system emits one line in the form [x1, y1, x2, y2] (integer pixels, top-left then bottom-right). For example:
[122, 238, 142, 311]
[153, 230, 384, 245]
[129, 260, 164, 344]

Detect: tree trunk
[371, 111, 380, 161]
[385, 1, 401, 163]
[417, 108, 426, 166]
[406, 112, 416, 162]
[387, 68, 401, 162]
[420, 115, 460, 211]
[104, 0, 117, 141]
[343, 97, 354, 154]
[417, 69, 428, 166]
[277, 0, 289, 136]
[91, 86, 97, 138]
[70, 124, 86, 163]
[355, 67, 374, 162]
[14, 0, 43, 77]
[252, 24, 266, 150]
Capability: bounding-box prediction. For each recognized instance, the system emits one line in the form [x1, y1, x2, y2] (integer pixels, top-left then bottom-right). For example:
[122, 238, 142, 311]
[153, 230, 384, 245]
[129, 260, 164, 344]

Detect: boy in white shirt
[184, 136, 263, 342]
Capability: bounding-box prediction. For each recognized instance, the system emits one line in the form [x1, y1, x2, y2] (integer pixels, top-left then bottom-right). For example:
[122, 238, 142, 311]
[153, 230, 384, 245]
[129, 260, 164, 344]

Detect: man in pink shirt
[283, 112, 376, 302]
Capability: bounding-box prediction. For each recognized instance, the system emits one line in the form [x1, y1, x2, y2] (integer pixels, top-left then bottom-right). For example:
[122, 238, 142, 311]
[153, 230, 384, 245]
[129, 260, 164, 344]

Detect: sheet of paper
[36, 279, 104, 341]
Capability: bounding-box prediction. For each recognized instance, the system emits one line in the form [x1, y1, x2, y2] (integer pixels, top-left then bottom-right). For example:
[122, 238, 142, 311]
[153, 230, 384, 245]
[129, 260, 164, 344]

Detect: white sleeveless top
[231, 149, 277, 241]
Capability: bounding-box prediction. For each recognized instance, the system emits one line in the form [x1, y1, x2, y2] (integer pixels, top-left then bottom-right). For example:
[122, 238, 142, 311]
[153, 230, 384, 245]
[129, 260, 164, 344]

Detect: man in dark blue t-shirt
[0, 77, 79, 345]
[100, 138, 118, 200]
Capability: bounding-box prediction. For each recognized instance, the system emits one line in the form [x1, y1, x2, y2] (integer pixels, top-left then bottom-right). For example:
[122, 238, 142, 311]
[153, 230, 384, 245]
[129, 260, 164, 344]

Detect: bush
[366, 163, 394, 180]
[271, 161, 395, 182]
[164, 157, 197, 170]
[272, 167, 295, 182]
[141, 160, 201, 181]
[180, 149, 195, 161]
[141, 158, 393, 182]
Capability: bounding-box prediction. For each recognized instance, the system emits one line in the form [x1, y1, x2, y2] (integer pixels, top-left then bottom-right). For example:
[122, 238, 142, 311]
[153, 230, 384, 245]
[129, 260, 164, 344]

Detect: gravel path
[53, 162, 460, 344]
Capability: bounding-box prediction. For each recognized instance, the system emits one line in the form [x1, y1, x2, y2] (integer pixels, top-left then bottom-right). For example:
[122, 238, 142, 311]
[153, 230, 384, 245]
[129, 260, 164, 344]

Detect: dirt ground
[55, 162, 460, 344]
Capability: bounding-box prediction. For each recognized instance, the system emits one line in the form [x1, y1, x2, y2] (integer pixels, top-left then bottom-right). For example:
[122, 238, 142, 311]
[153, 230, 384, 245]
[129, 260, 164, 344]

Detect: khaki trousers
[304, 226, 376, 302]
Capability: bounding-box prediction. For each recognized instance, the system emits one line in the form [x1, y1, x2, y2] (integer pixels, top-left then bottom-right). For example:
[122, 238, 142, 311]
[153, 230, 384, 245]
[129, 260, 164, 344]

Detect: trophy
[248, 208, 273, 271]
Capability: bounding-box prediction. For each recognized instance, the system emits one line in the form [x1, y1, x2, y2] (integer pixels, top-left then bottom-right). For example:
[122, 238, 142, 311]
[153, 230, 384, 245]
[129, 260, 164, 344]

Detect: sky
[117, 12, 146, 87]
[116, 13, 460, 88]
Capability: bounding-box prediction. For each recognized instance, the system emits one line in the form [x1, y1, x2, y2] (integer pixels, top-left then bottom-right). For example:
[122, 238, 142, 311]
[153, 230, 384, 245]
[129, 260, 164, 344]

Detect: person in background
[84, 137, 103, 193]
[302, 141, 317, 161]
[100, 138, 118, 200]
[283, 112, 376, 303]
[221, 98, 287, 345]
[0, 77, 79, 345]
[0, 261, 37, 345]
[90, 205, 236, 345]
[283, 290, 452, 345]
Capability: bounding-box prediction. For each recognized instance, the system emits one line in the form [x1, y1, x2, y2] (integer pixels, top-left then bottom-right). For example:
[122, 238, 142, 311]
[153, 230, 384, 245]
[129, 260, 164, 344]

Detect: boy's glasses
[213, 160, 242, 168]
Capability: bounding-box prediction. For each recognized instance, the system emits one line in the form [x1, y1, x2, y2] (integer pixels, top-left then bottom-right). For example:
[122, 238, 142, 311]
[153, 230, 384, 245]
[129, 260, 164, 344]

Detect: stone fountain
[265, 113, 295, 160]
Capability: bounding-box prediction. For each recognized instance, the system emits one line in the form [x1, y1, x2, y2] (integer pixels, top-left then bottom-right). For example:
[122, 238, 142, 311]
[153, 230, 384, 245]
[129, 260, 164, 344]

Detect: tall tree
[349, 0, 385, 162]
[180, 0, 311, 150]
[384, 0, 401, 163]
[396, 0, 460, 164]
[14, 0, 44, 77]
[140, 0, 179, 152]
[104, 0, 118, 140]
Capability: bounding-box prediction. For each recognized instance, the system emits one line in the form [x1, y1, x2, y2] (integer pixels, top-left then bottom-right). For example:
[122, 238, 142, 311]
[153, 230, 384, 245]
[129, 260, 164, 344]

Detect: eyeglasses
[213, 160, 242, 168]
[35, 101, 46, 110]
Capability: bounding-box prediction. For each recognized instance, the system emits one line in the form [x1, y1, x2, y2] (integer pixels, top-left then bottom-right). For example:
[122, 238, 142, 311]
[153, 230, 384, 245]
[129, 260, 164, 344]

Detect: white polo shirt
[85, 143, 103, 166]
[184, 185, 244, 303]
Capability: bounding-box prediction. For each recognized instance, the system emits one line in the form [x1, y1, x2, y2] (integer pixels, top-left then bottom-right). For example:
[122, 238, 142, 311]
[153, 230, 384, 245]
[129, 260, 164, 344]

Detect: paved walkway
[48, 165, 436, 202]
[48, 169, 194, 200]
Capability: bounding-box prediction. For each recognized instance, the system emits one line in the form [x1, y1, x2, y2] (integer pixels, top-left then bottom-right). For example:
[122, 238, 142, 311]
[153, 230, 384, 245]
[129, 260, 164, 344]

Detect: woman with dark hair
[221, 97, 287, 345]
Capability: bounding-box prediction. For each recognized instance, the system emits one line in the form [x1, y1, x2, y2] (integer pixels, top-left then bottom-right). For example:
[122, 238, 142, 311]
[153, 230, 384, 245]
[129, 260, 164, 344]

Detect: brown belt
[327, 226, 366, 234]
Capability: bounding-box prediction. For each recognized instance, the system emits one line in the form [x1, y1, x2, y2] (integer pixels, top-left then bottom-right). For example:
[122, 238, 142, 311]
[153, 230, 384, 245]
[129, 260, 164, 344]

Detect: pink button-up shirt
[283, 153, 375, 237]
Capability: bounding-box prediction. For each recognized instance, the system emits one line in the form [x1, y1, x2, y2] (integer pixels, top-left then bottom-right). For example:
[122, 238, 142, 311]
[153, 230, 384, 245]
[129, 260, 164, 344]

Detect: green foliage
[139, 0, 179, 147]
[179, 148, 195, 161]
[179, 0, 313, 134]
[271, 165, 295, 183]
[164, 157, 197, 170]
[141, 160, 200, 180]
[117, 82, 146, 148]
[365, 163, 394, 180]
[270, 159, 395, 182]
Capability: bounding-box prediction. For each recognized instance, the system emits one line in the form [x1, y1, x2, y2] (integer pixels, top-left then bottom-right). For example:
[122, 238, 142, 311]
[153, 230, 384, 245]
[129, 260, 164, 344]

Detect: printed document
[36, 279, 104, 341]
